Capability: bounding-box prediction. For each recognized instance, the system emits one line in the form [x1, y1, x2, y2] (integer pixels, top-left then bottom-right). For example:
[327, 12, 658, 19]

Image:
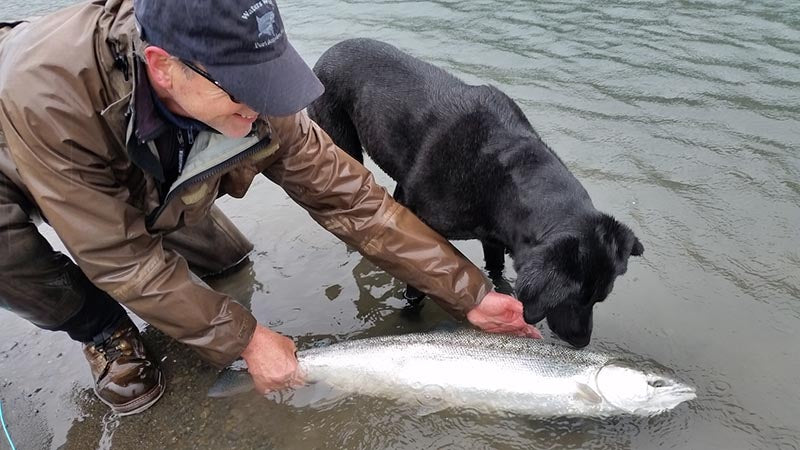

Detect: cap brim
[205, 42, 324, 117]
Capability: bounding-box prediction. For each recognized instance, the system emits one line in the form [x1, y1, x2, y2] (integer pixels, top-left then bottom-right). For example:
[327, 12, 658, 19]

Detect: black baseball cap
[133, 0, 324, 116]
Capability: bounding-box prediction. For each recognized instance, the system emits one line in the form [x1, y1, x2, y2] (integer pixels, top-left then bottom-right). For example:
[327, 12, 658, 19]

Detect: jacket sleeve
[264, 111, 492, 319]
[0, 98, 255, 368]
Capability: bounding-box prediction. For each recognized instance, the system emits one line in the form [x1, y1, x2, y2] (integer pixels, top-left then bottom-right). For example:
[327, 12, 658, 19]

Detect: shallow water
[1, 0, 798, 449]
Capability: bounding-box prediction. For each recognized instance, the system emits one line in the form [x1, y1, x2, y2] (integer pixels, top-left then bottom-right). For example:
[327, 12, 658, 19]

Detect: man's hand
[466, 291, 542, 338]
[240, 324, 303, 394]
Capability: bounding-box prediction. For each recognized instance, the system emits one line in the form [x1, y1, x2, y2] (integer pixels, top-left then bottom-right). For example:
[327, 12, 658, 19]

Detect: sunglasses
[181, 59, 240, 104]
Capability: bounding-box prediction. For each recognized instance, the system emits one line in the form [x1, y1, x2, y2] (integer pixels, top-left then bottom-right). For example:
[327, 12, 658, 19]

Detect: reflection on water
[0, 0, 798, 448]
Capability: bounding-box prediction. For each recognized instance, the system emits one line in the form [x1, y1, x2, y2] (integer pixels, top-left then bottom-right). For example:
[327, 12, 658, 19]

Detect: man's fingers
[511, 316, 541, 338]
[509, 298, 524, 314]
[254, 381, 275, 395]
[488, 324, 526, 336]
[507, 317, 541, 339]
[254, 371, 305, 393]
[290, 368, 306, 387]
[475, 310, 541, 339]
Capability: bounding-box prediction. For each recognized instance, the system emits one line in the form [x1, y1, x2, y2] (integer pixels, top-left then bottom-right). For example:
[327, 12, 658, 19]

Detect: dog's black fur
[308, 38, 644, 348]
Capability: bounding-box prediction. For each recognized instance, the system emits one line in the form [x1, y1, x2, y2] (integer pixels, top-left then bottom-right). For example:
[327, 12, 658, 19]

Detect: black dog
[308, 38, 644, 348]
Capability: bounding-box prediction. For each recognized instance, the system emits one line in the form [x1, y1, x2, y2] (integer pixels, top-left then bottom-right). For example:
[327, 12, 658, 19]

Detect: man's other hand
[241, 324, 303, 394]
[466, 291, 542, 338]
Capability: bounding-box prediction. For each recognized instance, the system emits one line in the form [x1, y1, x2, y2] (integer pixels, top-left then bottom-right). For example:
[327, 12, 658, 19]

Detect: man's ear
[143, 46, 177, 90]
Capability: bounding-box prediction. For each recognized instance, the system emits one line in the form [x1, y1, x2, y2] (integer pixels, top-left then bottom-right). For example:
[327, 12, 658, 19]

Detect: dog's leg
[482, 241, 505, 277]
[307, 98, 365, 164]
[403, 285, 426, 307]
[481, 241, 514, 295]
[482, 241, 514, 294]
[392, 184, 405, 203]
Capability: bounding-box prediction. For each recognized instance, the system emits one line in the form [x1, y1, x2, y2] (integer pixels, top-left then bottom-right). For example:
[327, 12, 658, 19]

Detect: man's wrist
[240, 323, 262, 361]
[474, 289, 490, 306]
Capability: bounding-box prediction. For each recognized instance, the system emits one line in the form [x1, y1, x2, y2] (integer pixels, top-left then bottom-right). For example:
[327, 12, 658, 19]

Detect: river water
[1, 0, 798, 449]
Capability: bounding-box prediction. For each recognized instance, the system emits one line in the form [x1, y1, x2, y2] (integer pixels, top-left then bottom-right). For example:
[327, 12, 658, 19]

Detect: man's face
[170, 67, 260, 138]
[143, 47, 261, 139]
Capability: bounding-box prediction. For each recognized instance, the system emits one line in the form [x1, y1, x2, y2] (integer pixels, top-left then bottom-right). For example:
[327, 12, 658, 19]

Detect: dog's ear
[516, 239, 583, 325]
[515, 265, 550, 324]
[596, 215, 644, 273]
[619, 226, 644, 260]
[631, 236, 644, 256]
[549, 236, 583, 277]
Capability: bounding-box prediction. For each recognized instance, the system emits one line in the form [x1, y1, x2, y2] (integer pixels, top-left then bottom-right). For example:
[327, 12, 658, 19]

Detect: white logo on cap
[242, 0, 284, 49]
[257, 11, 276, 37]
[241, 1, 267, 20]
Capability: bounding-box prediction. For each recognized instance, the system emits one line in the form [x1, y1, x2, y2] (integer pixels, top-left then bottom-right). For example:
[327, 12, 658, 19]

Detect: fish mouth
[657, 385, 697, 403]
[631, 386, 696, 416]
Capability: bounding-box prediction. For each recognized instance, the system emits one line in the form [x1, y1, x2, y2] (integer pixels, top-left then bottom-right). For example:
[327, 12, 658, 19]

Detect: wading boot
[82, 319, 165, 416]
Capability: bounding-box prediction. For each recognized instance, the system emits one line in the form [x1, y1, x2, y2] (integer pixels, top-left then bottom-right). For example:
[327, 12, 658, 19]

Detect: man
[0, 0, 539, 416]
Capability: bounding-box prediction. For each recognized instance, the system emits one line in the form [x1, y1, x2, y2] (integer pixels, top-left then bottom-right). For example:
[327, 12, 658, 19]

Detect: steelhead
[208, 330, 696, 416]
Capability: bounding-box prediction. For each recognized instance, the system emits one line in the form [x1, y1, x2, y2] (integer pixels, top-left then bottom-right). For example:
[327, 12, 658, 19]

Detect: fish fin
[574, 382, 603, 405]
[207, 369, 255, 398]
[414, 384, 448, 416]
[416, 404, 448, 417]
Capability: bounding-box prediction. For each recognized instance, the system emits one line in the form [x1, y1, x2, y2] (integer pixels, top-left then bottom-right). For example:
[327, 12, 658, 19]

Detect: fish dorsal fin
[575, 382, 603, 405]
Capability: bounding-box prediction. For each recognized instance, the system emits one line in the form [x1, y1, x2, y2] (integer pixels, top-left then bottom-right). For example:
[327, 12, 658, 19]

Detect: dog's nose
[523, 307, 547, 325]
[568, 336, 591, 348]
[556, 331, 590, 349]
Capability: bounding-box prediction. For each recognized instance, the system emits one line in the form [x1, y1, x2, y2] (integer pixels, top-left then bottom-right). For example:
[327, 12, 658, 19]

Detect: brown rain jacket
[0, 0, 491, 367]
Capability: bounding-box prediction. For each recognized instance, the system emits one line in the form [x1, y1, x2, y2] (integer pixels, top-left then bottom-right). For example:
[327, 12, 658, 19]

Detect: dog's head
[515, 214, 644, 348]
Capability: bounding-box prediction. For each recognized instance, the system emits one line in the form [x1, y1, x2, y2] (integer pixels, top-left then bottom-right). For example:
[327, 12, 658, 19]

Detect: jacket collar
[133, 59, 169, 143]
[125, 58, 166, 183]
[98, 0, 166, 183]
[134, 59, 210, 142]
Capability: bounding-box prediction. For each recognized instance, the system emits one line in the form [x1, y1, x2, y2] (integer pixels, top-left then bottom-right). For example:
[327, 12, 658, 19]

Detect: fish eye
[648, 379, 667, 388]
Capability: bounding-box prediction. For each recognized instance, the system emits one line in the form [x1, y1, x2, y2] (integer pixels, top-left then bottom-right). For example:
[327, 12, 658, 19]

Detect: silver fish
[208, 330, 696, 416]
